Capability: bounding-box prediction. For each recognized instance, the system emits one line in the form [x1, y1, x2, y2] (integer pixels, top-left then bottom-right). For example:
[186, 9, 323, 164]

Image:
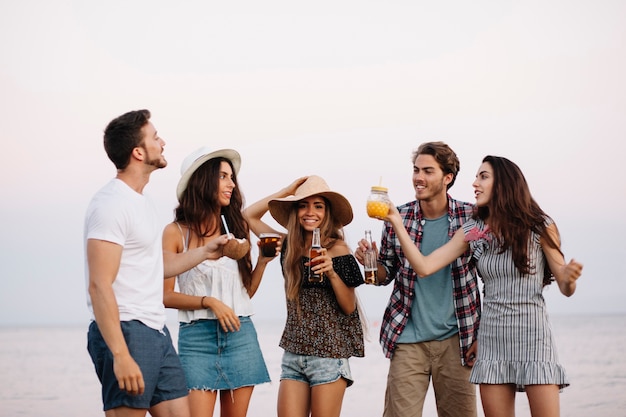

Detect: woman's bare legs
[310, 378, 347, 417]
[526, 384, 560, 417]
[278, 380, 310, 417]
[480, 384, 516, 417]
[188, 389, 218, 417]
[220, 387, 254, 417]
[277, 378, 347, 417]
[481, 383, 561, 417]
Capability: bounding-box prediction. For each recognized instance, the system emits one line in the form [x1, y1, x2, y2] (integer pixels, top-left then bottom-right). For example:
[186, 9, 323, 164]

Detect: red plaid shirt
[378, 196, 481, 364]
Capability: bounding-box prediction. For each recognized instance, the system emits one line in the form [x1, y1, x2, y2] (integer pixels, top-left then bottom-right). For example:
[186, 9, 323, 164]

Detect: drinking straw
[221, 215, 232, 238]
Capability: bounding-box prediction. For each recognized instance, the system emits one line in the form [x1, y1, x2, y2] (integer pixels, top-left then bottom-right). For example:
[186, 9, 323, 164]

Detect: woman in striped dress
[376, 155, 583, 417]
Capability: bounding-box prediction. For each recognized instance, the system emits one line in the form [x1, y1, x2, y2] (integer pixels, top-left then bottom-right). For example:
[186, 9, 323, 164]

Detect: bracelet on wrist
[200, 296, 207, 309]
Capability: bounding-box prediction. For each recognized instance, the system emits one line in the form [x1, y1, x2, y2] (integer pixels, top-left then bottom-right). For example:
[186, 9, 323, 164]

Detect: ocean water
[1, 314, 625, 417]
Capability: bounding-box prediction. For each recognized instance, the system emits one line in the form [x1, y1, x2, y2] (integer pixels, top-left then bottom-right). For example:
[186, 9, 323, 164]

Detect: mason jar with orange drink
[366, 185, 390, 219]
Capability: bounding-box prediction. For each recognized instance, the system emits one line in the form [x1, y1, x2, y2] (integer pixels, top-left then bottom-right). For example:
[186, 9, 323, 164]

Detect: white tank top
[176, 224, 254, 322]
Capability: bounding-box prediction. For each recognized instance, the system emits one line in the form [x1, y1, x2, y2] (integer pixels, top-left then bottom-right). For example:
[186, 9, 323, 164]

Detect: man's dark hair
[103, 109, 151, 170]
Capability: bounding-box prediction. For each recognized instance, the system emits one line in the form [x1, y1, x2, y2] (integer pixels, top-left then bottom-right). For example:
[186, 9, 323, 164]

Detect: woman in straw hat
[162, 147, 273, 417]
[244, 175, 365, 417]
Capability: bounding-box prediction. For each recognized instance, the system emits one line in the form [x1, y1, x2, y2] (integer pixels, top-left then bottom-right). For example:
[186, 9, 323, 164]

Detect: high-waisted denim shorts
[280, 351, 354, 387]
[178, 316, 271, 391]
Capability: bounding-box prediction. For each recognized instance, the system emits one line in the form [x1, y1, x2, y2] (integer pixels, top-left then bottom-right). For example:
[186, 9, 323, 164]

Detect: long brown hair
[475, 155, 561, 285]
[174, 157, 253, 289]
[282, 196, 344, 303]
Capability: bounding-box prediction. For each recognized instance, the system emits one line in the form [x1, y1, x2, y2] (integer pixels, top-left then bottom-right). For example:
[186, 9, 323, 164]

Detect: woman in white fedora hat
[162, 147, 274, 417]
[244, 175, 365, 417]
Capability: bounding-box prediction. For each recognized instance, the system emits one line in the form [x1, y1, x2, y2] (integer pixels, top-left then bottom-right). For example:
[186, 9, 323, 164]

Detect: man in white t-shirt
[85, 109, 226, 417]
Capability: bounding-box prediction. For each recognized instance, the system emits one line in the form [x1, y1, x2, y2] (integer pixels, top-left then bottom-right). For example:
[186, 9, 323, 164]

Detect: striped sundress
[463, 218, 569, 391]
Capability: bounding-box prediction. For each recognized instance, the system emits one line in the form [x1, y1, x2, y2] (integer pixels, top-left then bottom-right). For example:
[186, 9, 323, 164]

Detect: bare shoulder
[163, 222, 185, 251]
[540, 222, 562, 247]
[545, 222, 560, 236]
[328, 239, 352, 257]
[163, 222, 183, 237]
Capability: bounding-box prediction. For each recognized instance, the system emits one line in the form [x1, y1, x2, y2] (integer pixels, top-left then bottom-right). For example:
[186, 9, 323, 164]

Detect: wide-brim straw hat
[268, 175, 353, 228]
[177, 147, 241, 200]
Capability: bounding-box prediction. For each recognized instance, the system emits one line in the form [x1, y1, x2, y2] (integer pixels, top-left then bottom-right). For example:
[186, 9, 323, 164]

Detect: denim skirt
[178, 316, 271, 391]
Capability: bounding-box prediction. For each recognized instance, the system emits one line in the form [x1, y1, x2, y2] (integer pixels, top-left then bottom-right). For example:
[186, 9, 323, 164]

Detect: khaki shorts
[383, 334, 476, 417]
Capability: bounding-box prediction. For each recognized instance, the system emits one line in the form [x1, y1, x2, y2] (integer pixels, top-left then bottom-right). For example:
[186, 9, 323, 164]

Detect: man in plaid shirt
[356, 142, 481, 417]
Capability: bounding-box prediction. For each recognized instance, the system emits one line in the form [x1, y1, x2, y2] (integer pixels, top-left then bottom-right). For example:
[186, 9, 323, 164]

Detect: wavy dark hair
[475, 155, 561, 285]
[174, 157, 252, 289]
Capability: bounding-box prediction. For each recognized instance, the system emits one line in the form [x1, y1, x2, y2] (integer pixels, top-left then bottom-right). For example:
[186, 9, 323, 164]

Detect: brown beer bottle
[308, 228, 324, 283]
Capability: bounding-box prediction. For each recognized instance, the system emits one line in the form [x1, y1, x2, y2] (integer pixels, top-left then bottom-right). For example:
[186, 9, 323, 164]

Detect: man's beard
[145, 156, 167, 169]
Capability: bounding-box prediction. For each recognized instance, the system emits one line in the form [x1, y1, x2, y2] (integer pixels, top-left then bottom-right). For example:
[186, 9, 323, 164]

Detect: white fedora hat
[176, 147, 241, 200]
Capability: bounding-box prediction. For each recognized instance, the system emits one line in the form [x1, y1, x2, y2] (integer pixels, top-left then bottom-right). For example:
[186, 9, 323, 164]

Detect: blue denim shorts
[280, 351, 354, 387]
[87, 320, 188, 411]
[178, 316, 271, 391]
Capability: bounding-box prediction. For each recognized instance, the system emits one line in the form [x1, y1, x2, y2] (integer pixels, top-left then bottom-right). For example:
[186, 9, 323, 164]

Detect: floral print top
[279, 254, 365, 359]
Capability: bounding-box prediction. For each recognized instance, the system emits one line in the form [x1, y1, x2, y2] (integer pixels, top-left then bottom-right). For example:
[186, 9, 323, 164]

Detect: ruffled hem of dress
[469, 360, 569, 392]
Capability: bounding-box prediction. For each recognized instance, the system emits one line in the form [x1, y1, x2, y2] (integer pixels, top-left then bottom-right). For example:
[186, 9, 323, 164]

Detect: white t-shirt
[84, 178, 165, 330]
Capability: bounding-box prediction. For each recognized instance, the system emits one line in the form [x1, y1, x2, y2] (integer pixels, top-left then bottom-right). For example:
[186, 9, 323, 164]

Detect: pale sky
[1, 0, 624, 327]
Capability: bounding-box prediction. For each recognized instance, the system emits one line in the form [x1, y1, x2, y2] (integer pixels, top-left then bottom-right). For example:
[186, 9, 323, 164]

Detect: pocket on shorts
[179, 321, 198, 331]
